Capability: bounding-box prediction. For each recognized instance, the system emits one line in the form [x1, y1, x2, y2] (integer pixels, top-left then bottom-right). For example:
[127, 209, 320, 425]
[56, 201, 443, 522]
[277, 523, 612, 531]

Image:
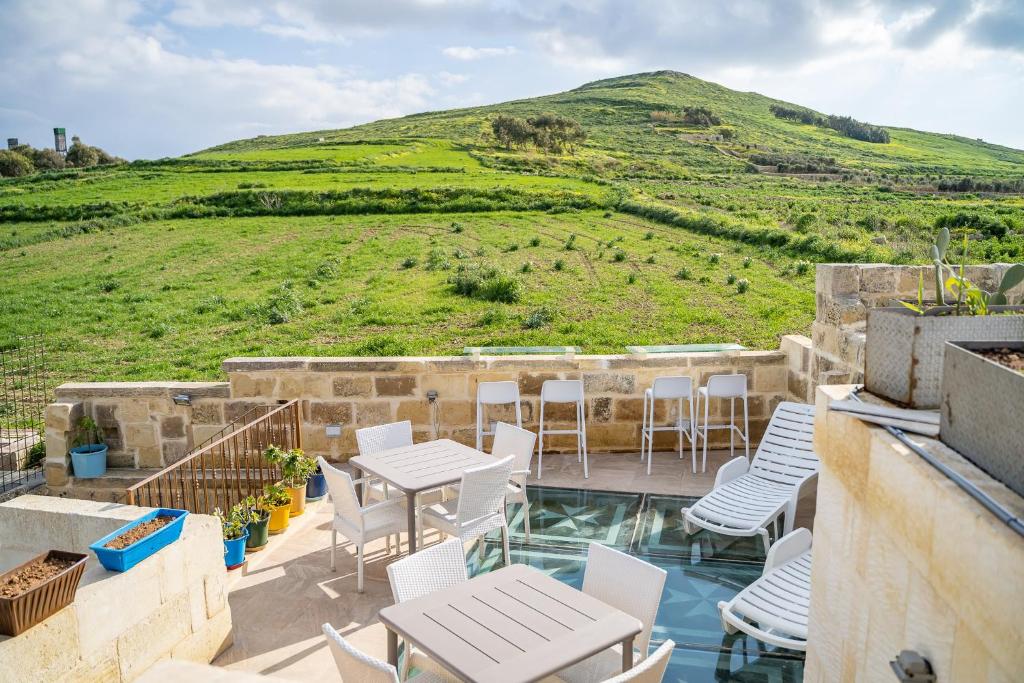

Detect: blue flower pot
[70, 444, 108, 479]
[90, 508, 188, 572]
[224, 531, 249, 570]
[306, 471, 327, 501]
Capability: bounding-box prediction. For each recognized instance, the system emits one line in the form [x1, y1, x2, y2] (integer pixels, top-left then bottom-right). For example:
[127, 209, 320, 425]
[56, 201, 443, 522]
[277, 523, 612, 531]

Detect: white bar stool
[475, 381, 523, 450]
[537, 379, 588, 479]
[696, 373, 749, 472]
[641, 376, 697, 474]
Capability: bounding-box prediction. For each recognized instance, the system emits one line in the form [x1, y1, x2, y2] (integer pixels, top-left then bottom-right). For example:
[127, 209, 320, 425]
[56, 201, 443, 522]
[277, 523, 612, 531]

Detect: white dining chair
[322, 623, 454, 683]
[537, 379, 588, 479]
[491, 421, 537, 541]
[418, 455, 514, 565]
[696, 374, 749, 471]
[386, 539, 469, 681]
[601, 640, 675, 683]
[319, 457, 406, 592]
[355, 420, 413, 502]
[476, 381, 523, 450]
[640, 376, 697, 475]
[555, 543, 668, 683]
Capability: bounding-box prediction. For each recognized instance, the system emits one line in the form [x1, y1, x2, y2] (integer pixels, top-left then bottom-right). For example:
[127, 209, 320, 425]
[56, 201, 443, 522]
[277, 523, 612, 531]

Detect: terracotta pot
[268, 504, 291, 535]
[287, 485, 307, 517]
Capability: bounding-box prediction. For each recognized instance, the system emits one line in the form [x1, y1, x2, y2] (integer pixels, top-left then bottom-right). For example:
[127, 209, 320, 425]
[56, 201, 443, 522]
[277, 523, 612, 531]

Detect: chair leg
[730, 397, 736, 459]
[515, 399, 522, 429]
[678, 398, 684, 460]
[640, 392, 648, 461]
[689, 395, 697, 474]
[522, 494, 531, 542]
[580, 401, 589, 479]
[743, 396, 750, 461]
[501, 524, 510, 566]
[537, 403, 545, 479]
[330, 529, 337, 571]
[576, 402, 582, 464]
[386, 532, 391, 555]
[478, 533, 486, 560]
[646, 396, 655, 476]
[357, 543, 364, 593]
[476, 400, 483, 451]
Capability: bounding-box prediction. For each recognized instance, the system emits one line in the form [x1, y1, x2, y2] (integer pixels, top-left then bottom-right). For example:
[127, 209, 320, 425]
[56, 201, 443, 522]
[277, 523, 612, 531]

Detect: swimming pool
[470, 486, 805, 683]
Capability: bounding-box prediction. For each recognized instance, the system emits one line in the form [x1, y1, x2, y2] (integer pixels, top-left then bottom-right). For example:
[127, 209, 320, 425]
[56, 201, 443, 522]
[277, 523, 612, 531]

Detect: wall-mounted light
[890, 651, 935, 682]
[172, 394, 192, 406]
[325, 424, 342, 438]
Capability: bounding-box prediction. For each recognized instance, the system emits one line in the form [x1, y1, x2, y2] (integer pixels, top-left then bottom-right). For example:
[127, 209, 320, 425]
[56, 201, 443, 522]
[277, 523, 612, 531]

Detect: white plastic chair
[602, 640, 675, 683]
[682, 402, 817, 553]
[476, 381, 523, 450]
[718, 528, 812, 651]
[356, 421, 413, 502]
[491, 422, 537, 541]
[386, 539, 469, 681]
[319, 456, 406, 592]
[322, 623, 453, 683]
[696, 374, 749, 471]
[556, 543, 668, 683]
[537, 379, 588, 479]
[641, 376, 697, 475]
[418, 455, 514, 565]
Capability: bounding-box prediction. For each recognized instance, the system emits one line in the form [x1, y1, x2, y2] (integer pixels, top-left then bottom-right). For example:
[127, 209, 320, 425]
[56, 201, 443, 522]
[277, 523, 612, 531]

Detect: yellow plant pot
[268, 504, 291, 535]
[287, 485, 306, 517]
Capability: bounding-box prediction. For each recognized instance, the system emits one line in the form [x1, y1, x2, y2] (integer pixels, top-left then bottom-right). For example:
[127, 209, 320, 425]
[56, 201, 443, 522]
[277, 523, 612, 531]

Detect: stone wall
[812, 263, 1022, 387]
[0, 496, 232, 682]
[805, 384, 1024, 681]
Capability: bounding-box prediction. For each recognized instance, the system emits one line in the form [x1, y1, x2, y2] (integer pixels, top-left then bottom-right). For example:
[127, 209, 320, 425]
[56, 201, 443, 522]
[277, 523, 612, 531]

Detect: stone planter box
[940, 341, 1024, 498]
[865, 306, 1024, 408]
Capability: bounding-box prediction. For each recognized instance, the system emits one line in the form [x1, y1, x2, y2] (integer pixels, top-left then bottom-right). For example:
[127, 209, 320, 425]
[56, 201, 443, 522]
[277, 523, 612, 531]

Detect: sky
[1, 0, 1022, 159]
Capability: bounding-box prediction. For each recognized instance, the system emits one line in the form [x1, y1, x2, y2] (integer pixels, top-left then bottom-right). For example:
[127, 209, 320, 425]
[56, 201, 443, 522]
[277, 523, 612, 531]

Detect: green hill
[2, 71, 1021, 380]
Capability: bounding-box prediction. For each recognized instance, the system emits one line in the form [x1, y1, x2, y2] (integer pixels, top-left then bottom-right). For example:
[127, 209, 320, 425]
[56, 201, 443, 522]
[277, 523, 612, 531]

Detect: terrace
[1, 263, 1021, 683]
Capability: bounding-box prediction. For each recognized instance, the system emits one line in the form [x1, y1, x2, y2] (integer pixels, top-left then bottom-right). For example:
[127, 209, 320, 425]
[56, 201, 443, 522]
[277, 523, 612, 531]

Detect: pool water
[469, 486, 805, 683]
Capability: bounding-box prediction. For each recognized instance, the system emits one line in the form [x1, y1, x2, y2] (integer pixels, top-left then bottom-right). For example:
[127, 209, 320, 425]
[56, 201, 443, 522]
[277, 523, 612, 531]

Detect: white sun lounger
[717, 528, 812, 651]
[681, 401, 817, 552]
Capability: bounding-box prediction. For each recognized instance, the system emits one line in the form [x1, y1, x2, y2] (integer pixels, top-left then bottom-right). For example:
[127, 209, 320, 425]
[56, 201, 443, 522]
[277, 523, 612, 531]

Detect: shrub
[736, 278, 750, 293]
[726, 273, 737, 285]
[451, 222, 464, 233]
[314, 258, 340, 280]
[675, 267, 691, 280]
[450, 267, 521, 303]
[29, 148, 64, 171]
[795, 260, 811, 276]
[505, 243, 519, 252]
[0, 150, 34, 177]
[99, 278, 119, 293]
[520, 262, 533, 273]
[627, 273, 637, 284]
[564, 233, 577, 251]
[426, 248, 451, 271]
[708, 253, 721, 264]
[743, 256, 752, 268]
[478, 308, 506, 326]
[523, 306, 554, 329]
[612, 250, 626, 262]
[645, 255, 656, 264]
[644, 231, 654, 240]
[529, 236, 541, 247]
[400, 257, 418, 269]
[65, 142, 99, 168]
[264, 282, 303, 324]
[553, 259, 565, 271]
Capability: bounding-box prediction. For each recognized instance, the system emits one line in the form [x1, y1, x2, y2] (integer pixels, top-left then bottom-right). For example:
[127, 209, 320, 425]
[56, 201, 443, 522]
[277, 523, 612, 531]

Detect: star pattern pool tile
[507, 486, 641, 548]
[637, 494, 767, 563]
[660, 642, 804, 683]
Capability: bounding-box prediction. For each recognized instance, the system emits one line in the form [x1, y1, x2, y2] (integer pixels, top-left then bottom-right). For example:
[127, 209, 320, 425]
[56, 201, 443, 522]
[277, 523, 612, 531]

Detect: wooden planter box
[865, 307, 1024, 408]
[940, 341, 1024, 498]
[0, 550, 88, 636]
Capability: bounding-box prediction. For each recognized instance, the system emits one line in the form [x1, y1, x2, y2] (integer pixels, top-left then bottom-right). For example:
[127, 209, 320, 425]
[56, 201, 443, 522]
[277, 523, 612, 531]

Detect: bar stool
[640, 376, 697, 474]
[696, 374, 749, 472]
[537, 379, 588, 479]
[475, 381, 523, 450]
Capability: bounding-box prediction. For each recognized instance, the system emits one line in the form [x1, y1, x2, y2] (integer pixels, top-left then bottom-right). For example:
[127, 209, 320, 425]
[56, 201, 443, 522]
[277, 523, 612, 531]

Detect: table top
[349, 439, 496, 494]
[378, 564, 643, 683]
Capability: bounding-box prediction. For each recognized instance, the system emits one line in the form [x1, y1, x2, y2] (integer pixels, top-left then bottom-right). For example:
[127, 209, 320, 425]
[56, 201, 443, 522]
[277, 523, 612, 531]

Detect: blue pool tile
[660, 642, 804, 683]
[637, 495, 767, 563]
[506, 486, 642, 548]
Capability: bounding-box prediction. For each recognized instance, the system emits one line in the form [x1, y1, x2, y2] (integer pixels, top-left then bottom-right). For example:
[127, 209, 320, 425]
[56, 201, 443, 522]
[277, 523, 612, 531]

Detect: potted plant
[244, 495, 271, 552]
[89, 508, 189, 572]
[69, 416, 107, 479]
[216, 504, 250, 570]
[0, 550, 88, 636]
[264, 445, 317, 517]
[263, 483, 292, 535]
[940, 341, 1024, 498]
[865, 228, 1024, 408]
[306, 462, 328, 502]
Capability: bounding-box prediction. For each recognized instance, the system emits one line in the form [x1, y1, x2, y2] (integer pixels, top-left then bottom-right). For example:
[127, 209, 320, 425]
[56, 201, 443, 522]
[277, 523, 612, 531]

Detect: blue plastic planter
[89, 508, 188, 572]
[70, 444, 108, 479]
[306, 471, 327, 501]
[224, 531, 249, 570]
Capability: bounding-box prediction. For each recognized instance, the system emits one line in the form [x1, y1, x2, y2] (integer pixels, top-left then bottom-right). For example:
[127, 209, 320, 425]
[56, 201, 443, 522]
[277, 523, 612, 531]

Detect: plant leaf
[998, 263, 1024, 294]
[936, 227, 950, 258]
[898, 300, 924, 315]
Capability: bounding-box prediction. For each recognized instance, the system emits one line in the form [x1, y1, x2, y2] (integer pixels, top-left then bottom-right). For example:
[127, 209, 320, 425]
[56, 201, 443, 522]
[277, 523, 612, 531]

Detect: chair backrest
[749, 402, 819, 487]
[356, 420, 413, 457]
[491, 422, 536, 474]
[477, 380, 520, 405]
[322, 623, 399, 683]
[704, 373, 747, 398]
[387, 538, 468, 604]
[318, 456, 363, 524]
[456, 455, 515, 525]
[540, 379, 584, 403]
[601, 639, 675, 683]
[582, 543, 667, 663]
[651, 376, 692, 400]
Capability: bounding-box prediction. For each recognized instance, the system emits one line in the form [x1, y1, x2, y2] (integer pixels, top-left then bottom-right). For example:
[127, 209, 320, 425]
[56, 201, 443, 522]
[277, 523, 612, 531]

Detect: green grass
[1, 70, 1020, 380]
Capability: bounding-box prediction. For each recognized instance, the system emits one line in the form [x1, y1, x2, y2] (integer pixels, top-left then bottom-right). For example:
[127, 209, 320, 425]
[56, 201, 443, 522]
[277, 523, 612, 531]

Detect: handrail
[126, 399, 302, 514]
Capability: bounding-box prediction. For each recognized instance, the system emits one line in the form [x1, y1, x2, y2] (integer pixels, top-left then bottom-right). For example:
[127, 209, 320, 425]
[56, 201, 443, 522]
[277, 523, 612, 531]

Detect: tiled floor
[216, 451, 811, 682]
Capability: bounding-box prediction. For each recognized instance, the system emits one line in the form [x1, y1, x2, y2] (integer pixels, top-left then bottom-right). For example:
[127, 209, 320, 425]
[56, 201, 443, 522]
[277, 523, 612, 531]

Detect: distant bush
[627, 273, 637, 284]
[529, 236, 541, 247]
[400, 257, 417, 269]
[426, 248, 451, 271]
[743, 256, 752, 268]
[708, 253, 721, 264]
[260, 282, 303, 324]
[0, 150, 34, 178]
[449, 266, 521, 303]
[726, 273, 737, 285]
[491, 113, 586, 154]
[477, 308, 506, 326]
[553, 259, 565, 271]
[934, 212, 1009, 239]
[675, 267, 691, 280]
[523, 306, 554, 329]
[736, 278, 750, 293]
[795, 260, 812, 276]
[612, 250, 626, 262]
[682, 106, 721, 127]
[770, 104, 889, 143]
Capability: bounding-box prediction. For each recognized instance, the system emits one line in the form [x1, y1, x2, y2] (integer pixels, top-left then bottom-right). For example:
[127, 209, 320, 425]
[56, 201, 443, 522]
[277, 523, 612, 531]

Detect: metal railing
[1, 335, 49, 496]
[126, 399, 301, 514]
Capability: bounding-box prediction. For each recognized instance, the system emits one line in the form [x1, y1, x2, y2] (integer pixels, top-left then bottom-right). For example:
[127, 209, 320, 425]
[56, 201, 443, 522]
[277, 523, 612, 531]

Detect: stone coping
[221, 350, 786, 373]
[55, 381, 230, 399]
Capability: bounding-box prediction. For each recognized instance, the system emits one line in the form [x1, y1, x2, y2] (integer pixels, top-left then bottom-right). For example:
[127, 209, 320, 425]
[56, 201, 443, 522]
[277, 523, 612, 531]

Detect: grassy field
[2, 71, 1021, 380]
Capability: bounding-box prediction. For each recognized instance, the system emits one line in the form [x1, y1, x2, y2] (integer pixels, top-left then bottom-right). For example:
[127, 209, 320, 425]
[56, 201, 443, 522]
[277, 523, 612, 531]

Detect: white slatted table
[379, 564, 643, 682]
[349, 439, 495, 553]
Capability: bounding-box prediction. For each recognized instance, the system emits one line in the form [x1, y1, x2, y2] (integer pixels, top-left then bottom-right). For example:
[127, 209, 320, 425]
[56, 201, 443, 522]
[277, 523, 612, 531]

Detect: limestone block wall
[812, 263, 1022, 387]
[0, 496, 232, 682]
[805, 385, 1024, 681]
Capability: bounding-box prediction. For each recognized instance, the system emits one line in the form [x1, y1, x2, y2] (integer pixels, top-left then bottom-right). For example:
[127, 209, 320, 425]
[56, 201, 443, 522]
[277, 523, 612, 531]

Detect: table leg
[621, 636, 634, 672]
[387, 627, 398, 668]
[407, 490, 418, 554]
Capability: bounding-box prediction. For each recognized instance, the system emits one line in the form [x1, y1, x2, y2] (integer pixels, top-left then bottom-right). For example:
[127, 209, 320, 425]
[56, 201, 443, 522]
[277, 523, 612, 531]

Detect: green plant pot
[245, 514, 270, 552]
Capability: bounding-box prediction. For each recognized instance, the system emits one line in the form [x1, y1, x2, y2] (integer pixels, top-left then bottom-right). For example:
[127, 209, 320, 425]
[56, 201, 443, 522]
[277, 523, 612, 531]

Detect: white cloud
[442, 46, 517, 61]
[437, 71, 469, 86]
